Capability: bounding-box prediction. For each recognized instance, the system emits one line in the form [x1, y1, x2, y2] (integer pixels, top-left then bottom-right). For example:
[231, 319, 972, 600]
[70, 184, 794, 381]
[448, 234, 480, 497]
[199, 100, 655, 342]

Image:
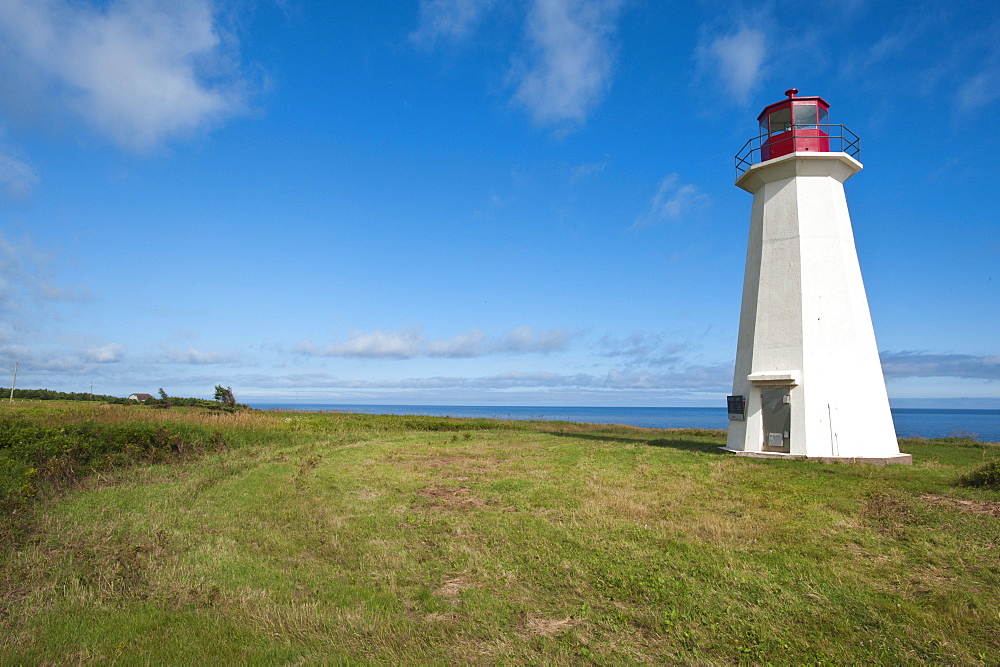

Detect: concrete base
[720, 447, 912, 466]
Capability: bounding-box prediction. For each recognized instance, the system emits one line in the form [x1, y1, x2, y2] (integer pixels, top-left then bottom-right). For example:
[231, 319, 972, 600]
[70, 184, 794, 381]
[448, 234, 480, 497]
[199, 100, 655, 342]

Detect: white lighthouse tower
[724, 89, 910, 464]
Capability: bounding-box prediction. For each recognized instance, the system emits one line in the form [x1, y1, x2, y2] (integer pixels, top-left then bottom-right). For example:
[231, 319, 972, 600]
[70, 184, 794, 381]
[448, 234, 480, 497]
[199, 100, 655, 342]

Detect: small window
[767, 107, 792, 134]
[793, 103, 818, 129]
[818, 106, 828, 126]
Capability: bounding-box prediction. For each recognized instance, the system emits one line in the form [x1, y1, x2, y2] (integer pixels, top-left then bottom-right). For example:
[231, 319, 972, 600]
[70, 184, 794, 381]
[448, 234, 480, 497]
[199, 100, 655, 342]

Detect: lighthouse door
[761, 387, 791, 453]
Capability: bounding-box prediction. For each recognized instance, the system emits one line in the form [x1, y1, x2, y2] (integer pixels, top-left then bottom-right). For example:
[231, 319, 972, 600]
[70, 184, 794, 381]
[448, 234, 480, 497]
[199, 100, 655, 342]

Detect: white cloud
[412, 0, 623, 128]
[598, 332, 690, 366]
[494, 325, 569, 354]
[956, 67, 1000, 113]
[510, 0, 622, 126]
[297, 325, 572, 359]
[701, 25, 766, 103]
[0, 342, 122, 377]
[425, 328, 487, 357]
[571, 159, 607, 182]
[0, 0, 249, 151]
[0, 149, 38, 199]
[6, 351, 86, 375]
[155, 346, 239, 365]
[304, 328, 424, 359]
[411, 0, 497, 47]
[230, 364, 732, 394]
[632, 173, 708, 228]
[0, 233, 85, 346]
[880, 351, 1000, 381]
[83, 343, 124, 363]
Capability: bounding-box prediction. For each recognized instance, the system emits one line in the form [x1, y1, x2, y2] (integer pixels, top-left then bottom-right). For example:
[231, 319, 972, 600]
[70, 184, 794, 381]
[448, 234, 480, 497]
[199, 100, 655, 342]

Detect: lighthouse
[724, 89, 911, 464]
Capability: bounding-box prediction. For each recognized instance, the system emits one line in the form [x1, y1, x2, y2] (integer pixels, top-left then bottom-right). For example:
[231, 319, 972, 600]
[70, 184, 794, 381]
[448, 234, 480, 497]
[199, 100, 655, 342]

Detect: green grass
[1, 402, 998, 663]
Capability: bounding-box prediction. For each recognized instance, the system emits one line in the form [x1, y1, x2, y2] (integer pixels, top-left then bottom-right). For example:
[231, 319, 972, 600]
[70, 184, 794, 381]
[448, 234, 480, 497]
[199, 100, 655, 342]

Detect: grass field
[1, 402, 998, 663]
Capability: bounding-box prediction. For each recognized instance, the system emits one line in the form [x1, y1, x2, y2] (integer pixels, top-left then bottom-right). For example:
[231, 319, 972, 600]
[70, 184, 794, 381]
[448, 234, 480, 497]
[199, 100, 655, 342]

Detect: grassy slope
[1, 403, 998, 663]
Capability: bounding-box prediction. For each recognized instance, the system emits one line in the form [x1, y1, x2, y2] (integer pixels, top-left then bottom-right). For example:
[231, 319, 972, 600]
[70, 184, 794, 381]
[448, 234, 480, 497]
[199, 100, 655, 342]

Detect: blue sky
[1, 0, 997, 407]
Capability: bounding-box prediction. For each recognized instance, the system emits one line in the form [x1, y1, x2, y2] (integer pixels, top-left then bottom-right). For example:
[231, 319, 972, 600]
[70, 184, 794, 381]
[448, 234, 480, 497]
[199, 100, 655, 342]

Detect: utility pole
[9, 362, 17, 404]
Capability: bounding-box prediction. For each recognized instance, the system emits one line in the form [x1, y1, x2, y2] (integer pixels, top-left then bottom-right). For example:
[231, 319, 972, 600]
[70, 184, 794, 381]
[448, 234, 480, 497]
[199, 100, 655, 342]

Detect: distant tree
[214, 385, 237, 409]
[153, 387, 173, 409]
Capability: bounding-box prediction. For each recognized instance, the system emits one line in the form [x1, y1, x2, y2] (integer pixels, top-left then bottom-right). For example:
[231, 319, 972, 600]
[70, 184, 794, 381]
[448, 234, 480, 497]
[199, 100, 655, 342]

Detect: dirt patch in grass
[421, 455, 491, 468]
[901, 565, 961, 600]
[388, 454, 507, 484]
[417, 485, 493, 511]
[920, 494, 1000, 517]
[861, 490, 914, 530]
[435, 574, 475, 599]
[402, 454, 503, 470]
[523, 613, 581, 636]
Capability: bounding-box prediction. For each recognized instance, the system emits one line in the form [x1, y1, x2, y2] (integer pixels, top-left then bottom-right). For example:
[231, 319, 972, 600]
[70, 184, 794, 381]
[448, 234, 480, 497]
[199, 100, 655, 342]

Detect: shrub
[0, 416, 223, 513]
[956, 459, 1000, 490]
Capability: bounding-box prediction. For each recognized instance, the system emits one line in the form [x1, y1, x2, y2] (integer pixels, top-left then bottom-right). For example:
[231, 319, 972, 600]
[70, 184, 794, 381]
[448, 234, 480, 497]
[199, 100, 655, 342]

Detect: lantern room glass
[766, 107, 791, 134]
[793, 103, 818, 129]
[759, 101, 830, 137]
[746, 92, 839, 165]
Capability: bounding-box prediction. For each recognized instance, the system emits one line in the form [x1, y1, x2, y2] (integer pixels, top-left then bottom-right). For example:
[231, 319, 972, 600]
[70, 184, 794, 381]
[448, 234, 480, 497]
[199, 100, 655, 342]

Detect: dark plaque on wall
[727, 395, 746, 420]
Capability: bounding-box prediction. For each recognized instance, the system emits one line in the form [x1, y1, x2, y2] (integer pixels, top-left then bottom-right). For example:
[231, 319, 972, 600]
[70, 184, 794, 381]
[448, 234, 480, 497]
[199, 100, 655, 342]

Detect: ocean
[249, 404, 1000, 443]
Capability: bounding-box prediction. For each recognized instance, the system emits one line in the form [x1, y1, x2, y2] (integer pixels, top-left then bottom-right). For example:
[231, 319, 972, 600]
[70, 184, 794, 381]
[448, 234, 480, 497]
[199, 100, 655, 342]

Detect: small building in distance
[127, 393, 154, 402]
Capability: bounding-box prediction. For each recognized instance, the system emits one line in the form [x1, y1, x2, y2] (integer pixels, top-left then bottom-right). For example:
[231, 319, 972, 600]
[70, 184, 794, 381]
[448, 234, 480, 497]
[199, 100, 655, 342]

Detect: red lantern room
[758, 89, 830, 161]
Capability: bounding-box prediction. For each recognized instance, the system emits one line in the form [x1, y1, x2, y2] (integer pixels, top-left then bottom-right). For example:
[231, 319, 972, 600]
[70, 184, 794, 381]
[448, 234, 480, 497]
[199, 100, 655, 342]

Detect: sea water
[249, 404, 1000, 443]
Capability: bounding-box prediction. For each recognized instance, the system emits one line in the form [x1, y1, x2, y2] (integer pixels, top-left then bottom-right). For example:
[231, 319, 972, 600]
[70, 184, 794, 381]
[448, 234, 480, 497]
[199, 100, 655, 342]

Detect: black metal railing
[735, 125, 861, 176]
